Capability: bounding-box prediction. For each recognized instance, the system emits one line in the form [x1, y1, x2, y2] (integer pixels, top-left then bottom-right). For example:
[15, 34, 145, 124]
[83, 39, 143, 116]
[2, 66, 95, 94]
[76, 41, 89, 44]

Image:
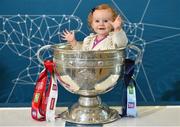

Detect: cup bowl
[52, 43, 125, 96]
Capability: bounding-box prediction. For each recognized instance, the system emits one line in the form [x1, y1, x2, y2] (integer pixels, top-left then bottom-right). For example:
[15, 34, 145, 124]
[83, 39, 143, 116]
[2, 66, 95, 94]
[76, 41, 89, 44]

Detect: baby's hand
[110, 15, 122, 32]
[61, 29, 77, 46]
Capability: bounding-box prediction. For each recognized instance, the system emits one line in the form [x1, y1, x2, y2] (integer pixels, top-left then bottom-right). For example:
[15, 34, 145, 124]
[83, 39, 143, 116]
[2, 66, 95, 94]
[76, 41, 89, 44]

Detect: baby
[61, 4, 128, 50]
[60, 4, 128, 91]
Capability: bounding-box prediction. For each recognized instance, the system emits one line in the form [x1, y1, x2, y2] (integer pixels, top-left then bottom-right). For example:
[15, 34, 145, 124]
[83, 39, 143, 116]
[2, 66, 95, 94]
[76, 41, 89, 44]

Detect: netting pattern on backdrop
[1, 0, 180, 104]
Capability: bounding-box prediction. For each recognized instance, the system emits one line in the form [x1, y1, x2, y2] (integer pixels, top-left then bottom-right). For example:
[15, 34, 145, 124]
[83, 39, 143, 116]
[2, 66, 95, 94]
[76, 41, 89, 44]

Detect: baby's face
[91, 9, 113, 36]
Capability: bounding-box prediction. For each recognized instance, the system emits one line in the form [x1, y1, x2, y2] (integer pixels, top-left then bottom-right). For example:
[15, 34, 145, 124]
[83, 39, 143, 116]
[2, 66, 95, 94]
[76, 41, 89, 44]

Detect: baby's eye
[104, 20, 108, 23]
[95, 20, 99, 23]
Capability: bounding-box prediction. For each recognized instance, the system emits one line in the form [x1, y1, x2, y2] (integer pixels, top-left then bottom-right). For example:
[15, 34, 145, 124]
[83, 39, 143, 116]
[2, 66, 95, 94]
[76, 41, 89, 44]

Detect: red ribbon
[31, 60, 57, 121]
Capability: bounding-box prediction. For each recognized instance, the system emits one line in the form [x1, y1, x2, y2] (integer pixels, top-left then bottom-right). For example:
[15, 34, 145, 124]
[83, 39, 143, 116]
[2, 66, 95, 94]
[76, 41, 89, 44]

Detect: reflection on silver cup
[53, 44, 125, 95]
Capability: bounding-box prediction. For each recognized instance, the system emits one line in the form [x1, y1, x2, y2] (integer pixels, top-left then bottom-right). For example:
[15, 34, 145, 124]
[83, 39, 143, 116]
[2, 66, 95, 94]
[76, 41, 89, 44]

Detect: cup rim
[51, 42, 126, 53]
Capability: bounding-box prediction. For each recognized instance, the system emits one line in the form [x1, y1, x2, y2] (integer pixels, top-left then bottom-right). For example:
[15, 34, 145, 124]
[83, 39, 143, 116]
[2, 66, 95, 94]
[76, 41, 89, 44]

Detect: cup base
[59, 96, 120, 124]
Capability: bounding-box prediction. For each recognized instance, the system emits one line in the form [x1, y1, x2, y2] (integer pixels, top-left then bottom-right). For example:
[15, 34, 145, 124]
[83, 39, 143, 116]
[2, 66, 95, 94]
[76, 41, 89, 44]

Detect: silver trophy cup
[37, 43, 141, 124]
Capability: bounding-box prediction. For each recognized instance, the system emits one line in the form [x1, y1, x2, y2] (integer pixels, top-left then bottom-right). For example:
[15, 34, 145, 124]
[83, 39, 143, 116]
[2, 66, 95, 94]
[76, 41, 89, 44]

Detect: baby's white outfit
[73, 29, 128, 50]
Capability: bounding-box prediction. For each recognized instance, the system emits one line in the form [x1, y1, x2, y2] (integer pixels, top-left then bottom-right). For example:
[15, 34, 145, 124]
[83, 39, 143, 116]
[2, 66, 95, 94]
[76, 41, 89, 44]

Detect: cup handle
[126, 44, 142, 65]
[36, 45, 52, 64]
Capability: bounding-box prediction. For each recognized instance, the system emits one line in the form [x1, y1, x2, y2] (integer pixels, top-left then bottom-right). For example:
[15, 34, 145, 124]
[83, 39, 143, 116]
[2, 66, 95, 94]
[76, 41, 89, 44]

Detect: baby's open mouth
[99, 28, 105, 30]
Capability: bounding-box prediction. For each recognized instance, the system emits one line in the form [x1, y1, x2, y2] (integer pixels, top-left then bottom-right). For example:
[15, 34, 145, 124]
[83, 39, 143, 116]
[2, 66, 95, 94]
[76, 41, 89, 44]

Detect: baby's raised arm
[110, 15, 122, 32]
[61, 29, 77, 48]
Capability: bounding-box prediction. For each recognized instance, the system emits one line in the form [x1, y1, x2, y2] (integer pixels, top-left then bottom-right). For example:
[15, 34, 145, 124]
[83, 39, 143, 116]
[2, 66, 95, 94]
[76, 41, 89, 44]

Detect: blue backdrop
[0, 0, 180, 107]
